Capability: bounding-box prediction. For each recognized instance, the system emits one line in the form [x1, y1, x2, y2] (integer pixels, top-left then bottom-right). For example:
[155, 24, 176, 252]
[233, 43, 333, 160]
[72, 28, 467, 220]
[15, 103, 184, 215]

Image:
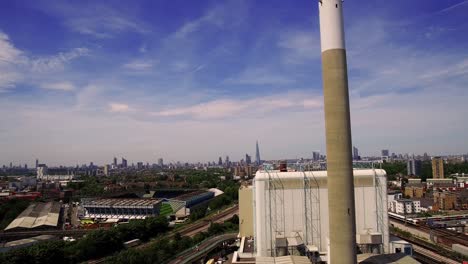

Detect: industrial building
[237, 168, 389, 262]
[5, 202, 62, 231]
[81, 198, 162, 219]
[81, 190, 215, 220]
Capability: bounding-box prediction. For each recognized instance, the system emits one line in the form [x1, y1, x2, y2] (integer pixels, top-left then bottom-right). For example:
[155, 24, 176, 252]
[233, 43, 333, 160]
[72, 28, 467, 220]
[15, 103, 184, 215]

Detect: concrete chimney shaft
[318, 1, 357, 263]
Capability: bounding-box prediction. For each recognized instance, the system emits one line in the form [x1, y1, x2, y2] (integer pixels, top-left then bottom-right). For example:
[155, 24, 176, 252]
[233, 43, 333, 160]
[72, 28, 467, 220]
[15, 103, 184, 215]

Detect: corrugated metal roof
[82, 198, 161, 207]
[5, 202, 61, 230]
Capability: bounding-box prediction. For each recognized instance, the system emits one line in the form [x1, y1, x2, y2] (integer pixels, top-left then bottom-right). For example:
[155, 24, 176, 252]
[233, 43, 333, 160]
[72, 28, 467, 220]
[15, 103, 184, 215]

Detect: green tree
[0, 199, 30, 229]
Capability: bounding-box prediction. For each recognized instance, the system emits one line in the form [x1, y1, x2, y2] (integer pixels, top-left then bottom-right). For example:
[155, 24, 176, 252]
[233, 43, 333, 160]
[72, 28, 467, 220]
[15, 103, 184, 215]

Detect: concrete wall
[239, 185, 254, 237]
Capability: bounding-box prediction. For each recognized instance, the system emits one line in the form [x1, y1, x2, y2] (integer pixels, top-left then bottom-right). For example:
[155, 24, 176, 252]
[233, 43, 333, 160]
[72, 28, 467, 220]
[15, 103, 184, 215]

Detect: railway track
[389, 216, 468, 247]
[88, 205, 239, 263]
[0, 228, 99, 240]
[412, 244, 459, 264]
[169, 233, 237, 264]
[137, 204, 238, 249]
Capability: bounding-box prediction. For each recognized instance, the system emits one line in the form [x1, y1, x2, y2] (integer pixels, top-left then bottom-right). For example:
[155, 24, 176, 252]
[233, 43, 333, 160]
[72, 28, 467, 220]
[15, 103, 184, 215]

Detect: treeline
[67, 176, 104, 197]
[189, 181, 240, 222]
[0, 216, 169, 264]
[107, 215, 239, 264]
[382, 161, 468, 181]
[184, 169, 231, 189]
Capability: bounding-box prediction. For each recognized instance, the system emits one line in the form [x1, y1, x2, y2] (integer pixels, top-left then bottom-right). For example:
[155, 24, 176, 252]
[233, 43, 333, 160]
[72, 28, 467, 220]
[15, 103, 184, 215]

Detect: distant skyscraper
[24, 164, 27, 169]
[381, 149, 389, 157]
[35, 159, 39, 168]
[137, 162, 143, 169]
[113, 157, 117, 167]
[255, 141, 261, 165]
[423, 152, 429, 161]
[245, 154, 252, 165]
[218, 156, 223, 166]
[158, 158, 164, 167]
[432, 157, 444, 179]
[407, 159, 422, 176]
[352, 146, 359, 160]
[36, 164, 48, 179]
[122, 158, 127, 168]
[9, 162, 12, 168]
[104, 165, 110, 176]
[312, 151, 320, 161]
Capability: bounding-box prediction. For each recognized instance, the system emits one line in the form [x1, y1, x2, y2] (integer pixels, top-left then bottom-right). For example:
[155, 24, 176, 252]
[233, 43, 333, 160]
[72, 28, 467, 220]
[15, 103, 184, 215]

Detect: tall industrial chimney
[318, 1, 357, 263]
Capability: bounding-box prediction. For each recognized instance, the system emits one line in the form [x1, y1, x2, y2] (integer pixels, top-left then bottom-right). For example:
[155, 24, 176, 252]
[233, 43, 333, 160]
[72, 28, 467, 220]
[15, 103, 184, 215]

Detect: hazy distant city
[1, 0, 468, 264]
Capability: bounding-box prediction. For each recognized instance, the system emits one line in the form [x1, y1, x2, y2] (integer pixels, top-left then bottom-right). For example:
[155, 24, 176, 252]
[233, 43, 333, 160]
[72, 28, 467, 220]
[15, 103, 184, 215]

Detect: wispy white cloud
[171, 61, 190, 72]
[109, 103, 130, 113]
[0, 72, 21, 91]
[0, 32, 24, 63]
[34, 3, 149, 38]
[225, 67, 294, 85]
[66, 16, 149, 38]
[0, 30, 88, 91]
[343, 17, 468, 96]
[152, 92, 322, 119]
[0, 31, 26, 90]
[277, 30, 320, 64]
[40, 81, 75, 92]
[139, 44, 147, 53]
[173, 4, 226, 39]
[123, 59, 155, 71]
[439, 0, 468, 13]
[172, 0, 247, 39]
[30, 48, 89, 72]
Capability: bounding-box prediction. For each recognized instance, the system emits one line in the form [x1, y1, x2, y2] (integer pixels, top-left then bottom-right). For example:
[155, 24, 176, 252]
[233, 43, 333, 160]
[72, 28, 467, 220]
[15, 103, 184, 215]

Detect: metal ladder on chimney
[302, 163, 322, 251]
[265, 165, 285, 257]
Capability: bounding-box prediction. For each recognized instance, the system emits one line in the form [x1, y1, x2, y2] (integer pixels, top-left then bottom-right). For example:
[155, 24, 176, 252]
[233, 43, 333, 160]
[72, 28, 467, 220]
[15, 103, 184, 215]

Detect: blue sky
[1, 0, 468, 166]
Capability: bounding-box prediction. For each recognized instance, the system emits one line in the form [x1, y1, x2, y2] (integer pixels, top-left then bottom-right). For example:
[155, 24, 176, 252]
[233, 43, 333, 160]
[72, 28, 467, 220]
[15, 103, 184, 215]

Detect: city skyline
[1, 0, 468, 165]
[3, 149, 467, 168]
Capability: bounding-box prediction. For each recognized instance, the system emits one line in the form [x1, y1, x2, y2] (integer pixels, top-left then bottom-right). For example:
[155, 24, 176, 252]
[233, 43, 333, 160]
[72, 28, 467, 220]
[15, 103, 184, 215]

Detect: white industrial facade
[253, 169, 388, 259]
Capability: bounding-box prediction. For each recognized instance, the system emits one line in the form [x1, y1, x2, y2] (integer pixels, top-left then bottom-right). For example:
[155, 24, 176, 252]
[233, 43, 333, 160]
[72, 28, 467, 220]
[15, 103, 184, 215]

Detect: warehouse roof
[5, 202, 61, 230]
[82, 198, 161, 207]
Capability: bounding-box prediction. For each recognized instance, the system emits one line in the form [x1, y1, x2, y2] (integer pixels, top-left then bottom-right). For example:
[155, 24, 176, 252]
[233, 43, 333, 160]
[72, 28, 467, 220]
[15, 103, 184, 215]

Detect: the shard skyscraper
[255, 140, 261, 165]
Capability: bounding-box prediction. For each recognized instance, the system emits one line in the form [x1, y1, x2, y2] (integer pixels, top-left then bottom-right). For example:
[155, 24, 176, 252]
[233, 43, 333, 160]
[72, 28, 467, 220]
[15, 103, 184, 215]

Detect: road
[170, 233, 238, 264]
[0, 229, 98, 240]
